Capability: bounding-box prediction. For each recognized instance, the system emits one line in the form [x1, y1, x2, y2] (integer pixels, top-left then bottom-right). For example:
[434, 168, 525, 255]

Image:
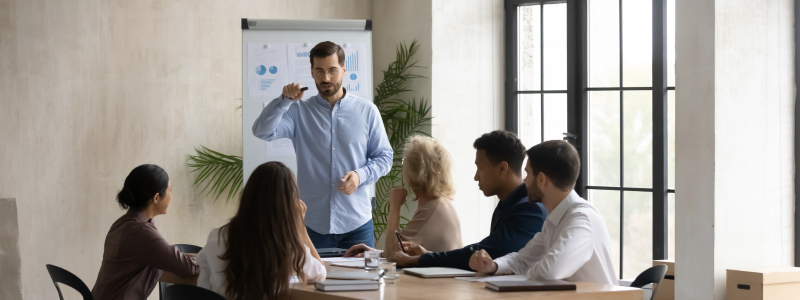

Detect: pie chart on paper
[269, 66, 278, 74]
[256, 65, 267, 75]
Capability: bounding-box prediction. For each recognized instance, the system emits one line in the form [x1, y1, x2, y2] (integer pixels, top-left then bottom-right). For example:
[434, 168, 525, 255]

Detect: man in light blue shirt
[252, 41, 392, 248]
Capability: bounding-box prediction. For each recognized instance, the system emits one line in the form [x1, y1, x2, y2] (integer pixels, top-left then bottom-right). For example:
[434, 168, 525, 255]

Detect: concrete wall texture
[0, 1, 371, 299]
[0, 199, 22, 300]
[675, 0, 795, 298]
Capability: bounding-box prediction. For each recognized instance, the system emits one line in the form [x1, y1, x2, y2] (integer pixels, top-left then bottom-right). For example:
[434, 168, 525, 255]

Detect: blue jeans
[307, 219, 375, 249]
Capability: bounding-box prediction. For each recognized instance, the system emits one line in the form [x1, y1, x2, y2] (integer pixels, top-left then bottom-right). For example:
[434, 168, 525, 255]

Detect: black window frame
[505, 0, 675, 278]
[794, 0, 800, 267]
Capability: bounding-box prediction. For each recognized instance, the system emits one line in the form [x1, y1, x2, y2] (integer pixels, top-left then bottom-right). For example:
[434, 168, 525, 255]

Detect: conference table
[290, 265, 643, 300]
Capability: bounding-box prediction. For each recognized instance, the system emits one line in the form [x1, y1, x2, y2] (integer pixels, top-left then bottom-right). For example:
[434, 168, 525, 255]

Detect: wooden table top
[290, 266, 643, 300]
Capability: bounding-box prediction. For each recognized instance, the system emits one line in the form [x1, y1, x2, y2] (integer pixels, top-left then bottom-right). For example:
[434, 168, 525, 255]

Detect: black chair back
[45, 264, 94, 300]
[159, 244, 203, 300]
[630, 264, 669, 300]
[174, 244, 203, 254]
[164, 284, 225, 300]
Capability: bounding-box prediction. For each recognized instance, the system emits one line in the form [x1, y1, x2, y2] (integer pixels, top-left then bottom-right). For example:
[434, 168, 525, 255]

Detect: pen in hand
[395, 231, 407, 254]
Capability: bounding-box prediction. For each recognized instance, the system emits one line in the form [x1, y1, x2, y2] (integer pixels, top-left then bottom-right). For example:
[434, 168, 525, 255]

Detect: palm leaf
[186, 145, 243, 203]
[370, 40, 433, 242]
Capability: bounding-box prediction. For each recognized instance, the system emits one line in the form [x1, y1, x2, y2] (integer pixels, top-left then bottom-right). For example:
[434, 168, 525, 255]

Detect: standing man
[253, 41, 392, 249]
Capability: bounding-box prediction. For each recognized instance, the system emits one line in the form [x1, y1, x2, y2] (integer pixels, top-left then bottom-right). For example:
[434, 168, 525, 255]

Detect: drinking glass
[380, 262, 397, 284]
[364, 250, 382, 272]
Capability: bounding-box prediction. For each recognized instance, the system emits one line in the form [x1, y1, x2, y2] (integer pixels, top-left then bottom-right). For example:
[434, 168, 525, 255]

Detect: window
[505, 0, 675, 279]
[512, 1, 569, 148]
[794, 0, 800, 267]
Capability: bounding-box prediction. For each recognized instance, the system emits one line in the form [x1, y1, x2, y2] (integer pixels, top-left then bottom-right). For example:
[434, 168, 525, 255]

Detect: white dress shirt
[196, 227, 326, 298]
[493, 190, 618, 285]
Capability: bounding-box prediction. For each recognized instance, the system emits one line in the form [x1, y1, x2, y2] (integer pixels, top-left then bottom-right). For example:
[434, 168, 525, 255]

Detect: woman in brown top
[92, 164, 199, 300]
[345, 136, 463, 257]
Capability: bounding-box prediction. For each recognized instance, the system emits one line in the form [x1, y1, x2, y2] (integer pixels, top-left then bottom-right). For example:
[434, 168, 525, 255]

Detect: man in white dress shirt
[469, 140, 618, 285]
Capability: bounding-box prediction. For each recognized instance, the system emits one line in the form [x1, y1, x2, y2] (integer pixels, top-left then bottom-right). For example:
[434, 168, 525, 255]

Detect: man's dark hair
[473, 130, 526, 176]
[309, 41, 345, 67]
[526, 140, 581, 190]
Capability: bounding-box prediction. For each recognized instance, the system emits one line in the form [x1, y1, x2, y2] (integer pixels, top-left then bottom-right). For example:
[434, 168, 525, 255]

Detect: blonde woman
[345, 136, 462, 257]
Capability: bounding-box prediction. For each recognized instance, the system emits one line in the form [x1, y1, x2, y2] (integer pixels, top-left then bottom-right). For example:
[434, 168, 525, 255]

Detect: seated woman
[196, 161, 325, 299]
[345, 136, 463, 257]
[93, 164, 199, 300]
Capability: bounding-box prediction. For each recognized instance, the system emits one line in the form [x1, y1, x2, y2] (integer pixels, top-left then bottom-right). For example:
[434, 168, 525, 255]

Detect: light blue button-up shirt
[252, 91, 393, 234]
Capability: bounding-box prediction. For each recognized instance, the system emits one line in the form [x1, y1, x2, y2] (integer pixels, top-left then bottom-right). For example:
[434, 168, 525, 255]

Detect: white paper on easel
[338, 42, 368, 99]
[263, 101, 296, 156]
[248, 43, 288, 98]
[287, 43, 319, 100]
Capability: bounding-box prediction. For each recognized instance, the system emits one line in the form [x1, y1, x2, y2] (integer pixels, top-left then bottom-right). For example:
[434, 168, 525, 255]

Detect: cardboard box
[652, 260, 674, 300]
[727, 266, 800, 300]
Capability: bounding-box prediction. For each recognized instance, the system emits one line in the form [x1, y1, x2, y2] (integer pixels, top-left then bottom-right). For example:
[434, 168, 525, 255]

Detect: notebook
[325, 271, 381, 281]
[317, 248, 348, 258]
[315, 280, 381, 292]
[403, 267, 476, 278]
[485, 280, 577, 292]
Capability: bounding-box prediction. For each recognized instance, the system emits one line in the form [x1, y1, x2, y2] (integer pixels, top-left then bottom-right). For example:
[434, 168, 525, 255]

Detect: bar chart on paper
[296, 51, 309, 57]
[346, 83, 360, 92]
[260, 79, 276, 90]
[341, 43, 367, 98]
[346, 51, 359, 72]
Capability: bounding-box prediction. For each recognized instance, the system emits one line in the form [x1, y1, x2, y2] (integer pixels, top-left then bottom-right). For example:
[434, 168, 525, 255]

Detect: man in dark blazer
[388, 130, 547, 271]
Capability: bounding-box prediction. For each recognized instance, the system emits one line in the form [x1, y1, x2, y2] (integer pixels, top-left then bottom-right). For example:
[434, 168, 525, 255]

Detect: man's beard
[527, 185, 544, 203]
[317, 81, 342, 97]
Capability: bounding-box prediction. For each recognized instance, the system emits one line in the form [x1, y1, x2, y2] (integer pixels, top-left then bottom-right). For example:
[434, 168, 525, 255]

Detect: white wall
[372, 0, 506, 247]
[675, 0, 795, 298]
[431, 0, 506, 245]
[0, 1, 371, 299]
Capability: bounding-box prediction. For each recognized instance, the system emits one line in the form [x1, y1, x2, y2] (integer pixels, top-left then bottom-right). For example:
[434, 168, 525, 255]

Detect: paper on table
[322, 257, 364, 262]
[332, 258, 387, 269]
[331, 261, 367, 268]
[287, 43, 319, 100]
[455, 275, 530, 282]
[337, 42, 368, 99]
[262, 101, 296, 156]
[248, 43, 288, 98]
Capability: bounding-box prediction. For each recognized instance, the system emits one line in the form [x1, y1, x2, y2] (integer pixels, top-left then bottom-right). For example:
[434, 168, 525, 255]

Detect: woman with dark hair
[196, 161, 326, 300]
[92, 164, 199, 300]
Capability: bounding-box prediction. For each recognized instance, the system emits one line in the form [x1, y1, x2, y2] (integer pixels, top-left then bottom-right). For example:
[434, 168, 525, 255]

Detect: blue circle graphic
[269, 66, 278, 74]
[256, 65, 266, 75]
[350, 73, 357, 80]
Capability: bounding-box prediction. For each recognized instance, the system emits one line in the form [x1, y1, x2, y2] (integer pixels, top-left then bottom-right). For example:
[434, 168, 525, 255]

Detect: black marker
[300, 87, 309, 92]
